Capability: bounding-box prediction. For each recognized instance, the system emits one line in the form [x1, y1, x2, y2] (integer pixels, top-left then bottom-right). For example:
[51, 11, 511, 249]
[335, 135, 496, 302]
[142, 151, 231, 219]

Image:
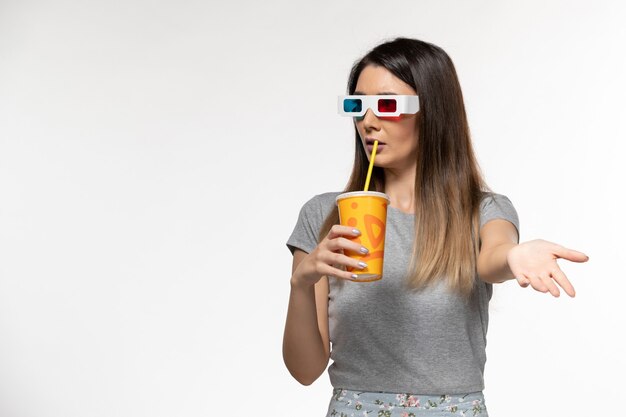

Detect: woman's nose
[362, 108, 381, 128]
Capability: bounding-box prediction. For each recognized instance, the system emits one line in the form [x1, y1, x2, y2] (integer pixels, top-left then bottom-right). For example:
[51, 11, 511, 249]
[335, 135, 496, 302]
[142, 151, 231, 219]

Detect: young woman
[283, 37, 588, 417]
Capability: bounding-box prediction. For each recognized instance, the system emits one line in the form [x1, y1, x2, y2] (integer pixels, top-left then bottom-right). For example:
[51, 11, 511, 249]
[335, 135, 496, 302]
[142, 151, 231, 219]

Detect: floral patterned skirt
[326, 388, 489, 417]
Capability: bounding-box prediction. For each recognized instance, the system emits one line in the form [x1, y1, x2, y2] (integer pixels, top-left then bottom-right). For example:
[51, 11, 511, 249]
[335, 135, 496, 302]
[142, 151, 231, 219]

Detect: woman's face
[353, 65, 419, 169]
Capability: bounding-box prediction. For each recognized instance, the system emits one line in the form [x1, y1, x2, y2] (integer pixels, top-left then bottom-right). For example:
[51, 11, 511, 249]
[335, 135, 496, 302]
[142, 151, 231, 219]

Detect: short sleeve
[286, 195, 323, 256]
[480, 193, 520, 243]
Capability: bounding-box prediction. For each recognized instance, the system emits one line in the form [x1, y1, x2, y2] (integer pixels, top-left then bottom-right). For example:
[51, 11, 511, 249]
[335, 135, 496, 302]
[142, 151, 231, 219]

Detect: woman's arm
[477, 219, 589, 297]
[282, 249, 330, 385]
[477, 219, 519, 284]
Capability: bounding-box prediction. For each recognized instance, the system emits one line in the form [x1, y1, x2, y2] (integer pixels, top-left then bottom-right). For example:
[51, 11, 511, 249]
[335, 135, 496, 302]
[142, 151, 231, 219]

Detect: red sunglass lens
[377, 98, 397, 113]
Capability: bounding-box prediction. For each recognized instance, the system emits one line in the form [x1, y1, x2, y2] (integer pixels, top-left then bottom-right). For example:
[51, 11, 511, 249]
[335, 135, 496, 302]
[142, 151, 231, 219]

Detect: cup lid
[335, 191, 390, 205]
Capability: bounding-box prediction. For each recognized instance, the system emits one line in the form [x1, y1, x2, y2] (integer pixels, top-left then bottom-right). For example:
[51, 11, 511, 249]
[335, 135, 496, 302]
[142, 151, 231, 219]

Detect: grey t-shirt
[286, 191, 520, 395]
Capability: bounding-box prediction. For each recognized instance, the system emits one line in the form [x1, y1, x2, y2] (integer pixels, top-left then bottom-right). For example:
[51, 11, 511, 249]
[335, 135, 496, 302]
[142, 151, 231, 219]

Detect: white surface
[0, 0, 624, 416]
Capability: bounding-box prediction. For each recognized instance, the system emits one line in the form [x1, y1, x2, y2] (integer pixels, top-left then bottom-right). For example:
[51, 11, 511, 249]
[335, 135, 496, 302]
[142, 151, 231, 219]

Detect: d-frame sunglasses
[337, 95, 420, 117]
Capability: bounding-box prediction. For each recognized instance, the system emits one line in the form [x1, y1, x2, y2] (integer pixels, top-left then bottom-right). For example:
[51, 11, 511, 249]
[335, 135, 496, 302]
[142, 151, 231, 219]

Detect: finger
[327, 224, 361, 241]
[516, 275, 531, 288]
[329, 251, 368, 273]
[550, 268, 576, 298]
[555, 246, 590, 263]
[340, 237, 369, 255]
[328, 236, 352, 253]
[528, 273, 548, 293]
[327, 262, 359, 282]
[538, 273, 560, 297]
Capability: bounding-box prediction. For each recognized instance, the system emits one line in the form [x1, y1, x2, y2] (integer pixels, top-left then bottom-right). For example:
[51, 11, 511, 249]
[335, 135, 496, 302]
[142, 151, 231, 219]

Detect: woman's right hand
[292, 225, 370, 288]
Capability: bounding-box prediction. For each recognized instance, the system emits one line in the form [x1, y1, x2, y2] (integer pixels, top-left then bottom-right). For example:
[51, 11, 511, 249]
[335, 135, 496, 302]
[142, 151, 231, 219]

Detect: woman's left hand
[506, 239, 589, 298]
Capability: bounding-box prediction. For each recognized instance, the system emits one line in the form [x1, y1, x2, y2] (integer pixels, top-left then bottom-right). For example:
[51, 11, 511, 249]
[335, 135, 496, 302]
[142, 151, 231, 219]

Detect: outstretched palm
[507, 239, 589, 298]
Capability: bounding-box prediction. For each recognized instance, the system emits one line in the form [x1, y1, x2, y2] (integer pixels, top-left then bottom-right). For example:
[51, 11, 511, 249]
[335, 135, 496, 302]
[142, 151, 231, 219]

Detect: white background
[1, 0, 624, 416]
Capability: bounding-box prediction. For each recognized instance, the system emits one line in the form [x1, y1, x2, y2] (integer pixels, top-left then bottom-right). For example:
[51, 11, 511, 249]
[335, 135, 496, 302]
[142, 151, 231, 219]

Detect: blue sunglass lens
[343, 99, 362, 113]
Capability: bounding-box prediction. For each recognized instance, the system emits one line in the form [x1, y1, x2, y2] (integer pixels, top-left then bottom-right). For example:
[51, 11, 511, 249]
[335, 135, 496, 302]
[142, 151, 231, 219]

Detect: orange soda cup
[335, 191, 390, 282]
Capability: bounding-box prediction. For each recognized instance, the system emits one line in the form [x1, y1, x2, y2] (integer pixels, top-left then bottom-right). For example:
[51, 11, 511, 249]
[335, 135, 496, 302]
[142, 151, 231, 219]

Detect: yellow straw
[364, 140, 378, 191]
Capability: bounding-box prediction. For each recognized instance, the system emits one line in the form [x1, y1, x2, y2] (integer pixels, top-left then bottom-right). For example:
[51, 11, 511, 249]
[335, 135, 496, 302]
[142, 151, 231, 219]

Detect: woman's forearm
[478, 242, 518, 284]
[282, 278, 329, 385]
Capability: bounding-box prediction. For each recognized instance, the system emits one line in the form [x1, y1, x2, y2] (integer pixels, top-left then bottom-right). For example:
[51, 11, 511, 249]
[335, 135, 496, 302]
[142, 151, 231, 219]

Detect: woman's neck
[383, 168, 416, 213]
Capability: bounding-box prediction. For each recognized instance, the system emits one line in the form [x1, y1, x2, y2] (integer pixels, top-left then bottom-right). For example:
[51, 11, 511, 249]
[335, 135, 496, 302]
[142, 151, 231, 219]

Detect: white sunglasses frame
[337, 95, 420, 117]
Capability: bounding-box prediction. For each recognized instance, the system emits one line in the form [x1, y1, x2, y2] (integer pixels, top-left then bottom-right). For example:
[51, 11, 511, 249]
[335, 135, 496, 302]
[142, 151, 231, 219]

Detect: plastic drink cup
[335, 191, 391, 282]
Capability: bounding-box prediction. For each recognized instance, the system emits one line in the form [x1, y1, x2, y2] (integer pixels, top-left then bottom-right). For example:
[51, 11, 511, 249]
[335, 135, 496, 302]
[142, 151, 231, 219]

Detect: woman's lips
[366, 143, 385, 153]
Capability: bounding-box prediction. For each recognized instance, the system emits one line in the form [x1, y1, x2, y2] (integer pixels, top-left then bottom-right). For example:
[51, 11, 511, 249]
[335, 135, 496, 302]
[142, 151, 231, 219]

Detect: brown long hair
[318, 37, 493, 301]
